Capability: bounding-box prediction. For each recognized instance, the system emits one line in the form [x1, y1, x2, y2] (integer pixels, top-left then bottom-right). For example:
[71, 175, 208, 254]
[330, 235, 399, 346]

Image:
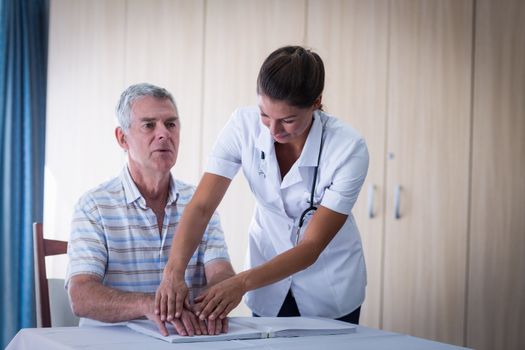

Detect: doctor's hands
[154, 274, 230, 336]
[193, 274, 246, 321]
[155, 273, 190, 322]
[144, 294, 203, 337]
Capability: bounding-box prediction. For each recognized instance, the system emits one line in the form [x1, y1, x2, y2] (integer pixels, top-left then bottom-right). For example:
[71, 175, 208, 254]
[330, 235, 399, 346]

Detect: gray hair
[116, 83, 177, 132]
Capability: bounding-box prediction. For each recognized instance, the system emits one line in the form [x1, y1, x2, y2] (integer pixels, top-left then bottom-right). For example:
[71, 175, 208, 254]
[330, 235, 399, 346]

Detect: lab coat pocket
[243, 150, 282, 211]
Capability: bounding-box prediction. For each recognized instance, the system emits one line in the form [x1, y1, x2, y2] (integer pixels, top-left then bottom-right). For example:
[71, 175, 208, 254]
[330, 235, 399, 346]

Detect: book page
[230, 317, 356, 337]
[126, 319, 264, 343]
[127, 317, 356, 343]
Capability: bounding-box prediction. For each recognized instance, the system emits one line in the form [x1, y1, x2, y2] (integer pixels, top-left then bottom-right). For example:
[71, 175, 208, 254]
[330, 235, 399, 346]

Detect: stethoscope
[296, 122, 325, 245]
[258, 118, 326, 245]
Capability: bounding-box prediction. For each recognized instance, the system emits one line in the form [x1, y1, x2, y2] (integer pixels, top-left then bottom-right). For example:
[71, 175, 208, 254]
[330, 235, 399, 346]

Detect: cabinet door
[124, 0, 205, 184]
[46, 0, 127, 275]
[468, 0, 525, 349]
[306, 0, 389, 328]
[202, 0, 306, 316]
[383, 0, 473, 345]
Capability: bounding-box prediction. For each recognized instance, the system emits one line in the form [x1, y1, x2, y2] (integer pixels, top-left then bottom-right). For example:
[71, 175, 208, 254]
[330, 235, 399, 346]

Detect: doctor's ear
[115, 127, 128, 150]
[312, 95, 323, 111]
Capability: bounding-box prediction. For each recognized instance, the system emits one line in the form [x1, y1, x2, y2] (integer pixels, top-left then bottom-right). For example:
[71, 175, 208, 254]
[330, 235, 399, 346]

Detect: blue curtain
[0, 0, 48, 347]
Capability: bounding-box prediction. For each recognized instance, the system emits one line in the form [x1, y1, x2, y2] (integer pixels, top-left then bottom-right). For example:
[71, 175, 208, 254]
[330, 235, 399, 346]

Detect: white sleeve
[205, 111, 243, 179]
[320, 138, 369, 215]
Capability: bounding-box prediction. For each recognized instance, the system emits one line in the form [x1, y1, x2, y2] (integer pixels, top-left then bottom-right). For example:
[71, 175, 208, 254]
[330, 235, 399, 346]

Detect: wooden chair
[33, 222, 68, 327]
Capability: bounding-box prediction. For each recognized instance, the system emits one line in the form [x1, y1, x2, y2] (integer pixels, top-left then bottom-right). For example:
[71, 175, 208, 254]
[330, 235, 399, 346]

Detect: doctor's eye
[260, 115, 271, 126]
[143, 122, 155, 129]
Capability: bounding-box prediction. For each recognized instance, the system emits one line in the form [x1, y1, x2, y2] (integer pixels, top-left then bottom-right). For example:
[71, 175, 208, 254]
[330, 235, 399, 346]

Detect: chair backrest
[33, 222, 69, 327]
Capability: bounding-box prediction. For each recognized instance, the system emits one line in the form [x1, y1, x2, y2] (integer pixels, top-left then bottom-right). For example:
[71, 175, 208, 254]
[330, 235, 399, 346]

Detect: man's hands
[169, 306, 229, 336]
[144, 299, 170, 336]
[152, 277, 229, 337]
[154, 259, 237, 336]
[147, 297, 229, 336]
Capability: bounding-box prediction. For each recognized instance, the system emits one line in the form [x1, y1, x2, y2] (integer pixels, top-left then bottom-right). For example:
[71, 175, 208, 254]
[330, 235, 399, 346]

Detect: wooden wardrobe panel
[202, 0, 306, 153]
[468, 0, 525, 349]
[125, 0, 205, 184]
[46, 0, 126, 259]
[306, 0, 389, 328]
[202, 0, 306, 316]
[383, 0, 473, 345]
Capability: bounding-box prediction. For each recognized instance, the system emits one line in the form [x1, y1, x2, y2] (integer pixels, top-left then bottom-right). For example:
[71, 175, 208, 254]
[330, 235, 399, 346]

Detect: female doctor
[156, 46, 369, 325]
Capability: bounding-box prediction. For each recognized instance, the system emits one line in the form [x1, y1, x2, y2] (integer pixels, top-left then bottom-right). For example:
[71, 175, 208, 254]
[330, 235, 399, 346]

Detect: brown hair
[257, 46, 324, 109]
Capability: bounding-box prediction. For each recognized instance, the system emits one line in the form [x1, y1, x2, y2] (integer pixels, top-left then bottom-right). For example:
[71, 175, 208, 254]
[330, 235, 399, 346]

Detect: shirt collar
[297, 110, 324, 167]
[120, 166, 179, 207]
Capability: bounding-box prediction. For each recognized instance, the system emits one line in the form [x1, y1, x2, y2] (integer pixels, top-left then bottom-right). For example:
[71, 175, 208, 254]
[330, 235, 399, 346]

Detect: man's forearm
[206, 267, 235, 288]
[69, 276, 152, 323]
[201, 260, 236, 299]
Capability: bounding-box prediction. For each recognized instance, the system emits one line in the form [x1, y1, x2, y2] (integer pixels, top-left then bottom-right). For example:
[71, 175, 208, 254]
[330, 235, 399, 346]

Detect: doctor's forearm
[165, 202, 213, 278]
[239, 206, 348, 293]
[239, 241, 321, 293]
[165, 173, 232, 278]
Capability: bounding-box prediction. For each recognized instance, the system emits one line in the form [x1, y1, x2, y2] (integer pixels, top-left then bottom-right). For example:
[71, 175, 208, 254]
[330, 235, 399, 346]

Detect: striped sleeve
[202, 211, 230, 264]
[65, 194, 108, 288]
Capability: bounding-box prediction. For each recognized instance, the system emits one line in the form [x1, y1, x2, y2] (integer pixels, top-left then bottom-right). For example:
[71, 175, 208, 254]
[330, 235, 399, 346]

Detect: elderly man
[66, 83, 234, 336]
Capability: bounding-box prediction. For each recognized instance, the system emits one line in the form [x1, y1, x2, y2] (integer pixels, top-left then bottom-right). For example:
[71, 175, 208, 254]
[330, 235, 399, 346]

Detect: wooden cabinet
[46, 0, 127, 267]
[306, 0, 389, 329]
[382, 1, 473, 345]
[202, 0, 306, 316]
[124, 0, 206, 183]
[467, 0, 525, 349]
[308, 1, 473, 345]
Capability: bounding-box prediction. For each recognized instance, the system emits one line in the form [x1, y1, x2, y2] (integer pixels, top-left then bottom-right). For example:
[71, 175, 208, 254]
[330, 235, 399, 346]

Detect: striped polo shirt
[66, 166, 230, 298]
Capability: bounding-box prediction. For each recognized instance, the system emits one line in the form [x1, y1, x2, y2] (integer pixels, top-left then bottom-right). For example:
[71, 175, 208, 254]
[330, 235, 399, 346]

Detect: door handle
[367, 184, 375, 218]
[394, 185, 401, 219]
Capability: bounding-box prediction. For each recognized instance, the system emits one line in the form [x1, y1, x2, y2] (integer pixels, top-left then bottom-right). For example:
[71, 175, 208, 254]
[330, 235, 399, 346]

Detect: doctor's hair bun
[257, 46, 324, 109]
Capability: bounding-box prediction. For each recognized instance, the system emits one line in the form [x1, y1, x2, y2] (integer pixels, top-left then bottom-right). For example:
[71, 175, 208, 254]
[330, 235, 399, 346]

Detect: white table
[6, 324, 471, 350]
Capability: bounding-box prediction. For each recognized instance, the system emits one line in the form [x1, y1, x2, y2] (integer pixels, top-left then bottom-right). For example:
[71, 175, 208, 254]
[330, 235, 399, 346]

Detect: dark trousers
[254, 289, 361, 324]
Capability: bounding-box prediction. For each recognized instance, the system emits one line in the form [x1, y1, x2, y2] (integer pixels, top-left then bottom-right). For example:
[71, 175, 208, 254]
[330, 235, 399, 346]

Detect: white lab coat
[206, 106, 369, 318]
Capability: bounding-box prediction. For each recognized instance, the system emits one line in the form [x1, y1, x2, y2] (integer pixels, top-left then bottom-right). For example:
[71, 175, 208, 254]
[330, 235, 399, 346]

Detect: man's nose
[157, 124, 170, 139]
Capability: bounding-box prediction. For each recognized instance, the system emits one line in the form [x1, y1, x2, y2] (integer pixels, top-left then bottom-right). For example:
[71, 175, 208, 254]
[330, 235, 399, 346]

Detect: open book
[127, 316, 356, 343]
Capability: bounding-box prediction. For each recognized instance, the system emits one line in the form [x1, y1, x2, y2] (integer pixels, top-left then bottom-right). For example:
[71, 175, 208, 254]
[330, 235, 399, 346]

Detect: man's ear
[115, 127, 128, 150]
